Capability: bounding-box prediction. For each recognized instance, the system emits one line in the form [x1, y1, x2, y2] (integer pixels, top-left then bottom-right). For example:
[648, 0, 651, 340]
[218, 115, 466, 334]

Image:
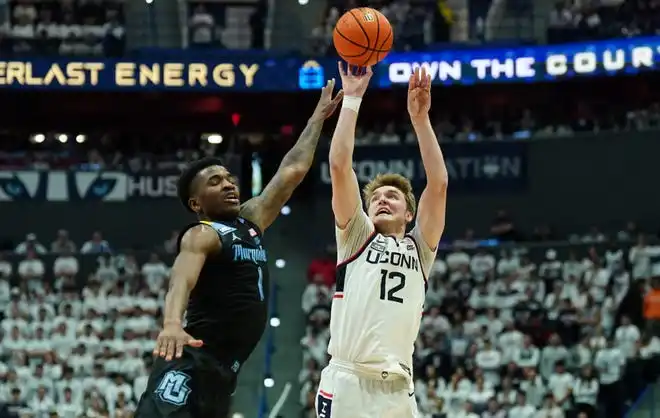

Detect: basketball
[333, 7, 393, 67]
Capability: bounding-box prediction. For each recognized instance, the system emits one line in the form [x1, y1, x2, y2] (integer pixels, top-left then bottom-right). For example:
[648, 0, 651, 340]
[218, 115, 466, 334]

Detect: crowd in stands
[312, 0, 657, 51]
[187, 1, 266, 50]
[0, 229, 174, 417]
[300, 226, 660, 418]
[547, 0, 660, 44]
[2, 0, 125, 56]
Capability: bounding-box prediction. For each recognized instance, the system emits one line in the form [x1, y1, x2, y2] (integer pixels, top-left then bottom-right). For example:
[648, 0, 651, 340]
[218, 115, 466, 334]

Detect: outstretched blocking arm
[408, 68, 448, 250]
[240, 80, 343, 232]
[330, 64, 373, 228]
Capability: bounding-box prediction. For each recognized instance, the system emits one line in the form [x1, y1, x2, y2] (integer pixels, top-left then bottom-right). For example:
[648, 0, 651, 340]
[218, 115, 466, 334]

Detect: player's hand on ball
[154, 324, 203, 361]
[407, 67, 432, 120]
[311, 78, 344, 121]
[337, 62, 372, 98]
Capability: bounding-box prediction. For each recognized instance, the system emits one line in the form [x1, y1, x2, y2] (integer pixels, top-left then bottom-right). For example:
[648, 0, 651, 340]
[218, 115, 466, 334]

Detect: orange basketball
[333, 7, 393, 67]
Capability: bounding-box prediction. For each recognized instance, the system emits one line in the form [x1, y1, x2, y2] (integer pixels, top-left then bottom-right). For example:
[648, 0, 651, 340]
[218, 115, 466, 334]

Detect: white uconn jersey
[328, 207, 436, 380]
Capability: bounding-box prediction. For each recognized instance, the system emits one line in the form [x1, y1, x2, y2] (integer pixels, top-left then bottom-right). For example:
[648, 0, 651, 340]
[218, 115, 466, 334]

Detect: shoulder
[177, 223, 222, 254]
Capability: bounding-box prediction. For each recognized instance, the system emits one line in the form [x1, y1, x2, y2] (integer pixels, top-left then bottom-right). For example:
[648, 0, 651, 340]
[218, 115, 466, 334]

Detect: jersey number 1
[379, 269, 406, 303]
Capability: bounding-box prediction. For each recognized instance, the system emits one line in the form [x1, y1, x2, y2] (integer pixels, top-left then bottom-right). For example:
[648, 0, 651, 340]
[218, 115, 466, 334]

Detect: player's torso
[184, 218, 269, 361]
[329, 233, 426, 372]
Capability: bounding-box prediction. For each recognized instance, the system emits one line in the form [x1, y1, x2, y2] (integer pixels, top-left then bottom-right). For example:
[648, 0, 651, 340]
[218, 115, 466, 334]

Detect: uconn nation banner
[0, 170, 181, 202]
[317, 142, 528, 194]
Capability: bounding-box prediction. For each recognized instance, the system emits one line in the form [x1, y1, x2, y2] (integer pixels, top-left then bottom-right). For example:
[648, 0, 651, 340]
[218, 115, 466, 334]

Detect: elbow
[329, 153, 351, 175]
[428, 172, 449, 193]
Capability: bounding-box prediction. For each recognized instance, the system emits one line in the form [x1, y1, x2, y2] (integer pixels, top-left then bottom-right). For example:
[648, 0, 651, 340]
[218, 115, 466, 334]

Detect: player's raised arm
[156, 224, 219, 360]
[240, 81, 343, 232]
[408, 67, 449, 249]
[329, 63, 373, 228]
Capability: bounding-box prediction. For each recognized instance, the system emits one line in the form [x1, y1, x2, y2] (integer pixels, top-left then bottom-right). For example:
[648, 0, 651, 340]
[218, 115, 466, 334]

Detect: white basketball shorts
[315, 363, 418, 418]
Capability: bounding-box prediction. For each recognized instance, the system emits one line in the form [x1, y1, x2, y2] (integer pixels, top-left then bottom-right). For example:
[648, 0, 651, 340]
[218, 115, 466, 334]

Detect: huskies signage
[0, 170, 179, 201]
[317, 142, 528, 194]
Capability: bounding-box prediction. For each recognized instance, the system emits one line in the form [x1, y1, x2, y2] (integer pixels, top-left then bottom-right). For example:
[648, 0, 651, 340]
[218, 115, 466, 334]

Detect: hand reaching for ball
[337, 62, 372, 98]
[407, 67, 432, 121]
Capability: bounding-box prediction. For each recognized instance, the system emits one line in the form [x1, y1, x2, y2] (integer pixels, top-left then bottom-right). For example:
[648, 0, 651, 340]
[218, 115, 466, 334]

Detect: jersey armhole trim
[336, 231, 378, 268]
[404, 233, 428, 283]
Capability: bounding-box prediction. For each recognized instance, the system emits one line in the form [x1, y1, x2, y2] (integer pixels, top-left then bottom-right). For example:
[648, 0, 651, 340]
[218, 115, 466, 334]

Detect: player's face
[195, 165, 241, 219]
[367, 185, 412, 231]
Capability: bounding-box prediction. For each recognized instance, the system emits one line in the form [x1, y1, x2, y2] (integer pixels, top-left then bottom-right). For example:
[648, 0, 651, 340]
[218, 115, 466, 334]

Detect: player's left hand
[407, 67, 432, 120]
[310, 78, 344, 121]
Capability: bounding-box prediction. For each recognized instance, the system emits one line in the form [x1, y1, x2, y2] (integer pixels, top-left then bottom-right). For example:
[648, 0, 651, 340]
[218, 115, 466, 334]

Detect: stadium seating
[301, 239, 660, 418]
[5, 0, 125, 56]
[0, 231, 170, 417]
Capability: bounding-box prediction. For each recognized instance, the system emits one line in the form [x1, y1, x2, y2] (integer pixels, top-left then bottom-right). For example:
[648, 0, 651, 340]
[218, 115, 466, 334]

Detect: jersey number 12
[379, 269, 406, 303]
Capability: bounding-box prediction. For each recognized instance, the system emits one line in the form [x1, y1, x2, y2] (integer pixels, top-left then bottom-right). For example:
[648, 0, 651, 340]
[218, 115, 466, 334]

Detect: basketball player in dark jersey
[134, 80, 343, 418]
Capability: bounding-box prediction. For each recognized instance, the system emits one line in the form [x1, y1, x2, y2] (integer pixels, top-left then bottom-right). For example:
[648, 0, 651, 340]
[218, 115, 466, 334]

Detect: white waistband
[329, 358, 410, 382]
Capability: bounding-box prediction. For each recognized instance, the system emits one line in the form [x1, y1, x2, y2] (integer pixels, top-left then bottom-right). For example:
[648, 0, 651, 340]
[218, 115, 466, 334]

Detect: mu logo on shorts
[155, 371, 192, 406]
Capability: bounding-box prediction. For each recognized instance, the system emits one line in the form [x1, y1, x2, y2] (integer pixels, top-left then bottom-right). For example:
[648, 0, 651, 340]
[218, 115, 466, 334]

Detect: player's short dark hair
[177, 157, 225, 212]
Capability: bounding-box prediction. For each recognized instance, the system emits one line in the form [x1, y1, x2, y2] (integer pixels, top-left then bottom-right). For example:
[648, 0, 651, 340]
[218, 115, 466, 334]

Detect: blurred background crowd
[0, 0, 659, 417]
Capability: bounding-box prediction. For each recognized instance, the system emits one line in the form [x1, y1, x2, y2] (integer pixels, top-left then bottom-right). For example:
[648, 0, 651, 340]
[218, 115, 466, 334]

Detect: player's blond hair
[362, 173, 417, 216]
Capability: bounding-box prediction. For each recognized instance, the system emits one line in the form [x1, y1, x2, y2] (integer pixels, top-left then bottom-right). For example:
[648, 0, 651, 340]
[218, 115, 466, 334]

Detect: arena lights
[269, 316, 280, 328]
[298, 0, 309, 5]
[202, 133, 223, 144]
[280, 205, 291, 215]
[75, 134, 86, 143]
[145, 0, 154, 4]
[275, 259, 286, 268]
[231, 414, 245, 418]
[263, 376, 275, 388]
[31, 134, 45, 144]
[57, 134, 68, 143]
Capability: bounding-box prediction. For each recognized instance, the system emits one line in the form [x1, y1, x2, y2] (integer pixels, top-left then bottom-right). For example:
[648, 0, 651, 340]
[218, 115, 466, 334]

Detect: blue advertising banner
[0, 36, 658, 91]
[377, 36, 660, 86]
[0, 170, 179, 201]
[317, 142, 528, 194]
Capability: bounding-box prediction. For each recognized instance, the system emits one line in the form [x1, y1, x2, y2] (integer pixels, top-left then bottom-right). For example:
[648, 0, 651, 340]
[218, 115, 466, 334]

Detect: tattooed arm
[240, 80, 343, 232]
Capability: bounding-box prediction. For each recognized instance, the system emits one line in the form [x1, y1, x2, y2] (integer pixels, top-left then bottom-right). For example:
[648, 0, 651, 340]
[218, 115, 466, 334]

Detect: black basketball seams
[375, 26, 393, 63]
[360, 8, 380, 66]
[349, 9, 370, 46]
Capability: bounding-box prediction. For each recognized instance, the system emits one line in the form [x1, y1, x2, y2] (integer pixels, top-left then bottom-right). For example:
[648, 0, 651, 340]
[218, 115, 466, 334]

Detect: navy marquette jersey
[177, 217, 269, 364]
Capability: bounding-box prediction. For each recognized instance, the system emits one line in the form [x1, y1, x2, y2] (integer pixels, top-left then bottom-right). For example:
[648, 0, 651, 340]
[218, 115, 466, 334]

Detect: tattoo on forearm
[281, 120, 324, 169]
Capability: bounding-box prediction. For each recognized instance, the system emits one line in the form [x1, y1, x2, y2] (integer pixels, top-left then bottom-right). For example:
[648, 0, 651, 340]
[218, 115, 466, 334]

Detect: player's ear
[188, 197, 201, 213]
[405, 210, 413, 223]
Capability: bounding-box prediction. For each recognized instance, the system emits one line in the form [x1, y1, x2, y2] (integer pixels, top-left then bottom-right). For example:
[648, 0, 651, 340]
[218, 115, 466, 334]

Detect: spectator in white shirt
[513, 335, 540, 368]
[482, 398, 506, 418]
[572, 365, 599, 418]
[81, 231, 111, 254]
[18, 250, 45, 292]
[466, 375, 494, 410]
[520, 368, 545, 408]
[189, 4, 215, 46]
[141, 253, 169, 292]
[540, 333, 569, 378]
[547, 361, 574, 411]
[53, 249, 79, 290]
[0, 254, 13, 280]
[470, 250, 495, 280]
[614, 315, 641, 358]
[15, 233, 47, 255]
[475, 340, 502, 386]
[57, 387, 84, 418]
[594, 339, 625, 418]
[509, 391, 537, 418]
[535, 394, 565, 418]
[28, 386, 55, 416]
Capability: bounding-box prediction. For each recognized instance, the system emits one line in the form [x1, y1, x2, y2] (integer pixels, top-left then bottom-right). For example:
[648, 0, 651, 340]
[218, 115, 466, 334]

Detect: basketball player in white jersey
[315, 63, 448, 418]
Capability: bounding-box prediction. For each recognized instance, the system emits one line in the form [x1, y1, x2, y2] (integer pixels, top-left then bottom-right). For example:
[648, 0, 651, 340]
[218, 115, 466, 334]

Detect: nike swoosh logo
[408, 392, 414, 397]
